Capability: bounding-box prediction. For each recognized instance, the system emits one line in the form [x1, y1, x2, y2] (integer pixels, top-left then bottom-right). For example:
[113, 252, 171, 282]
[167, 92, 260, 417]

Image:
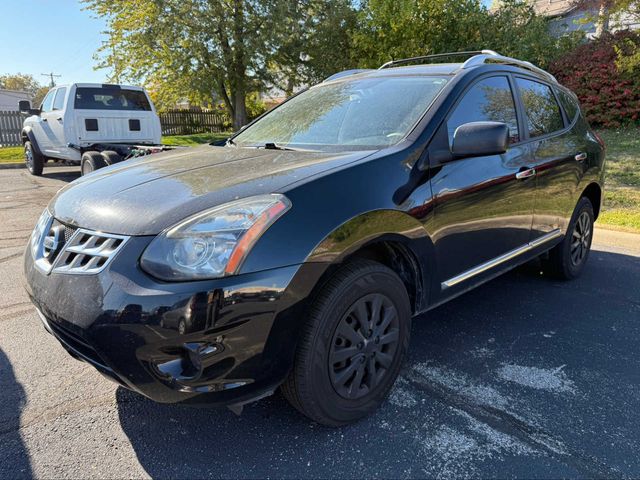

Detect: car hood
[50, 145, 373, 235]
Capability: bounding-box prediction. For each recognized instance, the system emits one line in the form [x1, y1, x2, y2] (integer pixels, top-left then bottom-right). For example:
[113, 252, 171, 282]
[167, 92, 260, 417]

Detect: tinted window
[516, 78, 564, 138]
[447, 76, 519, 144]
[557, 89, 579, 124]
[233, 76, 448, 151]
[74, 88, 152, 111]
[52, 87, 67, 111]
[40, 90, 55, 112]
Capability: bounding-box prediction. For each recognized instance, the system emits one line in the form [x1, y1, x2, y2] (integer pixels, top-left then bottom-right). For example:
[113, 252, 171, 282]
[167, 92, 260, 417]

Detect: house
[0, 89, 31, 111]
[491, 0, 639, 37]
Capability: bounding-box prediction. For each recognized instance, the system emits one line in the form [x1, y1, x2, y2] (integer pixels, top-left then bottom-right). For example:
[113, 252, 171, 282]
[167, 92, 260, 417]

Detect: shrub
[549, 31, 640, 128]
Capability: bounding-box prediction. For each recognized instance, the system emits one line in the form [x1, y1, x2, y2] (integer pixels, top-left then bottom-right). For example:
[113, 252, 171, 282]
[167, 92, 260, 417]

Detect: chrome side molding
[441, 229, 562, 290]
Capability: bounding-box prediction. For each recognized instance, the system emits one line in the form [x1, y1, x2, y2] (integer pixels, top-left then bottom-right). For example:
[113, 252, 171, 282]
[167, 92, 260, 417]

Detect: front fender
[306, 209, 434, 311]
[21, 126, 42, 156]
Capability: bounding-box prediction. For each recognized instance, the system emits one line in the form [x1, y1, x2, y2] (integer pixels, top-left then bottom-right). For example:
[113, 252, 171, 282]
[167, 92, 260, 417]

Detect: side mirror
[18, 100, 40, 115]
[451, 121, 508, 158]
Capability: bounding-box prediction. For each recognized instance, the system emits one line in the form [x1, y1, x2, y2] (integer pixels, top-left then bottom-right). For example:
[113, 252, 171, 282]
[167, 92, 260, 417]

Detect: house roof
[490, 0, 577, 18]
[531, 0, 576, 17]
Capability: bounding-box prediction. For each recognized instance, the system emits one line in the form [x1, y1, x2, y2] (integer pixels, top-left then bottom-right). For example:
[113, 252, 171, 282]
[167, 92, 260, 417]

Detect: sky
[0, 0, 109, 86]
[0, 0, 495, 89]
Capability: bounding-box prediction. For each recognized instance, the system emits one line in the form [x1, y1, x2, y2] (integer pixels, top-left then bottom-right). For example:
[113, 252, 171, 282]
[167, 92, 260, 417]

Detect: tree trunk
[595, 0, 610, 37]
[233, 87, 248, 130]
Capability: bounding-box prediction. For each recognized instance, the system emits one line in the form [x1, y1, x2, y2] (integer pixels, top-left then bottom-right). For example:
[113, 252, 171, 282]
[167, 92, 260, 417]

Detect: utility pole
[41, 72, 62, 88]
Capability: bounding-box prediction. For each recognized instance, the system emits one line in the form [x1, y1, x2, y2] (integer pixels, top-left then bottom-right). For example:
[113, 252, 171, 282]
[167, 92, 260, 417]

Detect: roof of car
[324, 51, 557, 85]
[50, 83, 145, 91]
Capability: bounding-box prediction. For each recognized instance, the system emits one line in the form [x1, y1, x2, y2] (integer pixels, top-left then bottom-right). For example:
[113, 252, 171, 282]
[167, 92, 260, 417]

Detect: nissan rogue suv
[24, 51, 605, 426]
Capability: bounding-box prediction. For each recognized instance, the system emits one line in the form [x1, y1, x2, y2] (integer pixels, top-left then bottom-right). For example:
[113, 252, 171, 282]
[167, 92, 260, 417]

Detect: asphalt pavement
[1, 166, 639, 479]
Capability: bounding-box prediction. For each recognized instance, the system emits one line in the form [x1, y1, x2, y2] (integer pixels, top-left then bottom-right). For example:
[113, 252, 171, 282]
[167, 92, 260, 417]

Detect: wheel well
[581, 183, 602, 219]
[345, 241, 423, 314]
[21, 132, 28, 144]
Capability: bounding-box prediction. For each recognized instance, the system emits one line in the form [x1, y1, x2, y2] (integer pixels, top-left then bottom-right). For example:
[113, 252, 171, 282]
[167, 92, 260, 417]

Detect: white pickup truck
[20, 83, 172, 176]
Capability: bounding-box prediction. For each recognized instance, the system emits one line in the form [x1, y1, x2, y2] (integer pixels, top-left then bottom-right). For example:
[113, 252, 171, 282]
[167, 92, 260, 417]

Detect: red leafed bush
[549, 31, 640, 128]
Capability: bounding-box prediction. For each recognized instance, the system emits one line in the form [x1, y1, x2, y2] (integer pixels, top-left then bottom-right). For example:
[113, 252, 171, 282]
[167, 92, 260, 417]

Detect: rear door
[513, 77, 584, 238]
[428, 74, 536, 294]
[72, 86, 160, 144]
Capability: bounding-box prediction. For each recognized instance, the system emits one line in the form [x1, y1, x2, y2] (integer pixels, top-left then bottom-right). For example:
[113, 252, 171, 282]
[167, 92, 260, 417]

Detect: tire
[24, 141, 44, 176]
[101, 150, 123, 166]
[80, 151, 107, 176]
[542, 197, 595, 280]
[281, 259, 411, 426]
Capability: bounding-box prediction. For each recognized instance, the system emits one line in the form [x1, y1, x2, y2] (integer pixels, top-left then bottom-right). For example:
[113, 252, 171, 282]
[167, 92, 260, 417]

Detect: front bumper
[24, 235, 326, 406]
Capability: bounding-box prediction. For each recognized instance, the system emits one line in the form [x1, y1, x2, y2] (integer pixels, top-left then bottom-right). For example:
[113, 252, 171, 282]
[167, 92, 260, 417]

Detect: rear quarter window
[557, 89, 580, 124]
[74, 88, 152, 111]
[515, 78, 564, 138]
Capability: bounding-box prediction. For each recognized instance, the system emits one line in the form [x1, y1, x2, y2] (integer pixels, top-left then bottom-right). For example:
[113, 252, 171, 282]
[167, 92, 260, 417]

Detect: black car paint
[25, 63, 605, 407]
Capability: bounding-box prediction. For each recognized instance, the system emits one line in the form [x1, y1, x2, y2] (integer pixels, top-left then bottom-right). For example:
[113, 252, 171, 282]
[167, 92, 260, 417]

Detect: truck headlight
[140, 194, 291, 281]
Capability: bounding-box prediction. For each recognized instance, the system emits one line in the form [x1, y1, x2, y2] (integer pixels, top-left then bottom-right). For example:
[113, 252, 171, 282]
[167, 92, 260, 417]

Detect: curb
[0, 163, 24, 170]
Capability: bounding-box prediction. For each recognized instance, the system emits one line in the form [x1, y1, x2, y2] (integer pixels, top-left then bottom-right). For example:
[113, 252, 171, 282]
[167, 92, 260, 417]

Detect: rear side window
[447, 76, 520, 145]
[557, 89, 579, 124]
[516, 78, 564, 138]
[52, 87, 67, 111]
[40, 90, 55, 112]
[74, 87, 152, 111]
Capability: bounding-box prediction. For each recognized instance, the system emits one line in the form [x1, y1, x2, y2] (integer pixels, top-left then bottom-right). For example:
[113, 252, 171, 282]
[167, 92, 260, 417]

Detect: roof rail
[378, 50, 499, 69]
[462, 52, 557, 83]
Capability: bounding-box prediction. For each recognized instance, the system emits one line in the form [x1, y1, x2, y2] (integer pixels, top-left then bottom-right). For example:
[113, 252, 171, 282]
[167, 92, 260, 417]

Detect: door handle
[575, 152, 587, 162]
[42, 118, 47, 122]
[516, 167, 536, 180]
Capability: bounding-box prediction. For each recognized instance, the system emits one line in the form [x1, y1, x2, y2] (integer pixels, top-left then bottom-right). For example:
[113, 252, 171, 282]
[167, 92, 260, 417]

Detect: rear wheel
[542, 197, 595, 280]
[80, 151, 107, 176]
[24, 141, 44, 176]
[281, 260, 411, 426]
[100, 150, 123, 166]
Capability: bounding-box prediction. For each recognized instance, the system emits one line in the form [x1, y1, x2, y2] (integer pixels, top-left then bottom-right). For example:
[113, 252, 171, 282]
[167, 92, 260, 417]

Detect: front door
[427, 75, 536, 297]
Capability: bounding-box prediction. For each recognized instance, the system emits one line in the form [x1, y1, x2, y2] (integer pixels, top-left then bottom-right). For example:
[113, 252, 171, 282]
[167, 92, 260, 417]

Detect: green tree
[84, 0, 356, 129]
[0, 73, 41, 97]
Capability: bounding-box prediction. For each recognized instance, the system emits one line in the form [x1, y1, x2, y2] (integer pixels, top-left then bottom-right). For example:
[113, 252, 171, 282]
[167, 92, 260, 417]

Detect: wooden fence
[0, 111, 23, 147]
[159, 109, 230, 136]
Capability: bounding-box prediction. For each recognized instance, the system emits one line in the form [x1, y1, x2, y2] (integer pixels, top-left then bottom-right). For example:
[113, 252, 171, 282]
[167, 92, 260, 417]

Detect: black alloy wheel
[329, 293, 400, 400]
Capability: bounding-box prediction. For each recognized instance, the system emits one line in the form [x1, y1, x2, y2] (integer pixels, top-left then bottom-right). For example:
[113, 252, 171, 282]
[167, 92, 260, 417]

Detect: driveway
[1, 166, 639, 479]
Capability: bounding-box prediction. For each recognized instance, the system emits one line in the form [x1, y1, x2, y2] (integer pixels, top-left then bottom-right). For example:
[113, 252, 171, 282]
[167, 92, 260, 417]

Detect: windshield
[233, 75, 449, 151]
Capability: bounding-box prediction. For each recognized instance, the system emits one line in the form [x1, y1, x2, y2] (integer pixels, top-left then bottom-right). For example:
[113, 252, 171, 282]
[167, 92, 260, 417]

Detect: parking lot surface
[1, 166, 639, 479]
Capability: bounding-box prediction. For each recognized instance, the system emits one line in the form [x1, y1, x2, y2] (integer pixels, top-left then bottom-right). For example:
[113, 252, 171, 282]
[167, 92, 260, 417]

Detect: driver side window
[40, 90, 56, 113]
[447, 76, 520, 146]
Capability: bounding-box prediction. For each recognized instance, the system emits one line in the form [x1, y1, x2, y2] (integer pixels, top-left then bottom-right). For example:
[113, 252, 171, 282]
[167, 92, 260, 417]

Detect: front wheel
[24, 141, 44, 176]
[542, 197, 595, 280]
[281, 260, 411, 426]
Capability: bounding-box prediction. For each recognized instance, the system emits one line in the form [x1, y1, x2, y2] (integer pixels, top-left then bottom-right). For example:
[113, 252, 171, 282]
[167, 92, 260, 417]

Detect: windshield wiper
[263, 142, 295, 151]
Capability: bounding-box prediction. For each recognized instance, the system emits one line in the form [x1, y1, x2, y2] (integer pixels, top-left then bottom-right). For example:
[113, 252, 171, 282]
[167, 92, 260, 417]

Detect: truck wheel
[101, 150, 123, 166]
[542, 197, 595, 280]
[281, 259, 411, 426]
[24, 141, 44, 176]
[81, 152, 107, 176]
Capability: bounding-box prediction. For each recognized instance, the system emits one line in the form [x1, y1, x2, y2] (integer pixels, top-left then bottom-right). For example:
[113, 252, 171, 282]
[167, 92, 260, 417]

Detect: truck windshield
[74, 87, 152, 111]
[233, 75, 448, 151]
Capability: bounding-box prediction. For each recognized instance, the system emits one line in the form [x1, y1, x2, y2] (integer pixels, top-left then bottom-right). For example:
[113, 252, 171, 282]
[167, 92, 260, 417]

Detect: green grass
[162, 132, 232, 146]
[0, 146, 22, 164]
[598, 129, 640, 232]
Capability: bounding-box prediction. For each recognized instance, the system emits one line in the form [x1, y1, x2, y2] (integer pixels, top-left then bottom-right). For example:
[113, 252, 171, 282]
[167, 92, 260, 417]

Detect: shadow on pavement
[0, 348, 32, 479]
[40, 168, 80, 182]
[117, 250, 640, 478]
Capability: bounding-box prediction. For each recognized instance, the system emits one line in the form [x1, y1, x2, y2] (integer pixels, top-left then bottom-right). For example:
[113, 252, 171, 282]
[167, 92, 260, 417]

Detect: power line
[41, 72, 62, 88]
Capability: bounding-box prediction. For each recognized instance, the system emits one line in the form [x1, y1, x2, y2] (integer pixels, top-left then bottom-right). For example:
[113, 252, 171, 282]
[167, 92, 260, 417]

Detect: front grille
[53, 229, 128, 275]
[32, 214, 129, 275]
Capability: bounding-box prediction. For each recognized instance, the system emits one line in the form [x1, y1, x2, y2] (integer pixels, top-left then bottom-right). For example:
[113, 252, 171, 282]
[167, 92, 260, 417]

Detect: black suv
[25, 51, 605, 426]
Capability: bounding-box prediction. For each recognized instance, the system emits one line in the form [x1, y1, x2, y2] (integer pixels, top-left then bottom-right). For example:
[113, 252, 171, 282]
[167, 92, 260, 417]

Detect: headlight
[30, 209, 52, 259]
[140, 194, 291, 281]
